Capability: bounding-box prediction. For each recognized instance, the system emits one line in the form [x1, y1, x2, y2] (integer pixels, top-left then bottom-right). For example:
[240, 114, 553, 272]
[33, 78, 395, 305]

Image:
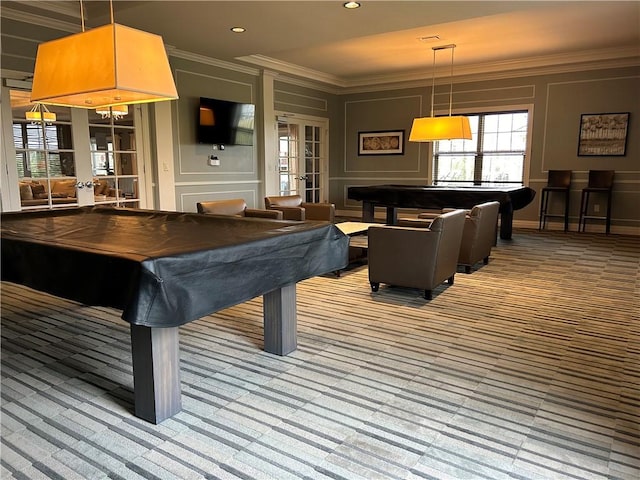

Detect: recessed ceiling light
[343, 2, 361, 9]
[230, 27, 246, 33]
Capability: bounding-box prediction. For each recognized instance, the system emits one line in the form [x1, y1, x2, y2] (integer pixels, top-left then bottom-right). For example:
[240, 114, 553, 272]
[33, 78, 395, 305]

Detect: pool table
[1, 206, 348, 423]
[347, 184, 536, 239]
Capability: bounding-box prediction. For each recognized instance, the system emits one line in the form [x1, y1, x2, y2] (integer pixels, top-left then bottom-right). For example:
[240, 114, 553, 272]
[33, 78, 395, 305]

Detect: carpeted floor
[1, 229, 638, 479]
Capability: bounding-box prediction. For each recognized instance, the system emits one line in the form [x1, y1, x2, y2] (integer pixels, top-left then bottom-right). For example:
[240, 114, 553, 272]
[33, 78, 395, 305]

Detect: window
[433, 110, 529, 186]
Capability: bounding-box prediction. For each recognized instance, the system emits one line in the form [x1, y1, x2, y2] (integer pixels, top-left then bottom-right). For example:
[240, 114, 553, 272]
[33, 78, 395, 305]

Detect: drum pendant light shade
[31, 23, 178, 109]
[409, 44, 471, 142]
[409, 116, 471, 142]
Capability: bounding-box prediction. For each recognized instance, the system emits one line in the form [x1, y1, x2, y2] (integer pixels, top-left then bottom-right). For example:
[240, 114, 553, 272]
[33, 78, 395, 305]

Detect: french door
[4, 88, 147, 211]
[10, 89, 81, 210]
[276, 114, 329, 202]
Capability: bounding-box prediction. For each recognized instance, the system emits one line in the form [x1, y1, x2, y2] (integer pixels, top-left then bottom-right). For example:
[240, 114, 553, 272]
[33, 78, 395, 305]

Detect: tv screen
[197, 97, 255, 146]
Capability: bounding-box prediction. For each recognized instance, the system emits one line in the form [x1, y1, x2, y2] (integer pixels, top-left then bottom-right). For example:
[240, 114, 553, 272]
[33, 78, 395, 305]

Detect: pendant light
[25, 103, 56, 123]
[96, 105, 129, 120]
[30, 0, 178, 109]
[409, 44, 471, 142]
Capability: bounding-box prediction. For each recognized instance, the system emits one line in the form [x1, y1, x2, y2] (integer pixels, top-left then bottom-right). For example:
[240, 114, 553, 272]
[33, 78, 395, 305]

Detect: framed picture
[578, 112, 630, 156]
[358, 130, 404, 155]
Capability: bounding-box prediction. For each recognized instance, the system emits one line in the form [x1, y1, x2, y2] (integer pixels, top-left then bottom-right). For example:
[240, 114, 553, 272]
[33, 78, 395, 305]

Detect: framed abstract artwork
[577, 112, 629, 156]
[358, 130, 404, 155]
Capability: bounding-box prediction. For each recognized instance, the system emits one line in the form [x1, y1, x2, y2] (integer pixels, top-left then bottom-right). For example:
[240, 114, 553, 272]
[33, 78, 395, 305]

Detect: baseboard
[337, 209, 640, 236]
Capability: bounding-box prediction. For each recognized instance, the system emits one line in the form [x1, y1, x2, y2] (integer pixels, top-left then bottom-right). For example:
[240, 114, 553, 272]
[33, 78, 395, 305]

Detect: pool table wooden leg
[362, 201, 375, 223]
[130, 324, 182, 424]
[499, 208, 514, 240]
[263, 284, 297, 355]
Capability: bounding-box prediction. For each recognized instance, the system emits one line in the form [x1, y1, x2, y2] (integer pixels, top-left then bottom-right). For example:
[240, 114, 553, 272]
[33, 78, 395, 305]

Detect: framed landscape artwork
[577, 112, 629, 156]
[358, 130, 404, 155]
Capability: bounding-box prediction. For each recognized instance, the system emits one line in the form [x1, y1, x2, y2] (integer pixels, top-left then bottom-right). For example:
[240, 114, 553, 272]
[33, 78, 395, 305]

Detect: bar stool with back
[539, 170, 572, 231]
[578, 170, 615, 234]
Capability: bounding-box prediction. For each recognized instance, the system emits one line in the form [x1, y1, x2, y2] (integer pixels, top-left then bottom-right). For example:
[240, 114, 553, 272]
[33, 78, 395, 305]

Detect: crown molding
[337, 54, 640, 95]
[241, 46, 640, 94]
[237, 55, 347, 88]
[1, 6, 81, 33]
[11, 1, 82, 19]
[384, 45, 640, 87]
[170, 49, 260, 77]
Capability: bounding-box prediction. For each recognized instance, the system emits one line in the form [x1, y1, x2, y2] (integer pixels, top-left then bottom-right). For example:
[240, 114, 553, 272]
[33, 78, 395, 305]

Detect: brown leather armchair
[197, 199, 283, 219]
[398, 202, 500, 273]
[368, 209, 466, 300]
[264, 195, 335, 222]
[458, 201, 500, 273]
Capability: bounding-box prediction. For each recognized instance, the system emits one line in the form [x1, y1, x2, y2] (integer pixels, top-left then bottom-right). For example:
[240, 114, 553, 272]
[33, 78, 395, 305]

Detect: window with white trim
[433, 110, 529, 186]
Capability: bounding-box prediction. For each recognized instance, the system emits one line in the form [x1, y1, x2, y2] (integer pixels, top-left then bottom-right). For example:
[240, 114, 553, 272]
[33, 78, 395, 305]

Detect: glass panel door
[276, 116, 328, 202]
[278, 122, 300, 196]
[304, 125, 322, 203]
[89, 107, 140, 207]
[11, 90, 78, 210]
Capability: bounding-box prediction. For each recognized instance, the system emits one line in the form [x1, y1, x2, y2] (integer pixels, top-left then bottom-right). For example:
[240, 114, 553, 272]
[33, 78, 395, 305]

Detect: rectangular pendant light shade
[408, 115, 472, 142]
[31, 23, 178, 108]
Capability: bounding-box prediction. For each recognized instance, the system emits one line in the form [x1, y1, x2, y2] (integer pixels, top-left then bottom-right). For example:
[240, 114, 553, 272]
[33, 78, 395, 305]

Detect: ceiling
[4, 1, 640, 89]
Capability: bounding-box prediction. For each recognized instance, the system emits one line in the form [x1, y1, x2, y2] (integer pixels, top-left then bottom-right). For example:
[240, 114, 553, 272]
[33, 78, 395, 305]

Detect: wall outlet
[594, 204, 600, 213]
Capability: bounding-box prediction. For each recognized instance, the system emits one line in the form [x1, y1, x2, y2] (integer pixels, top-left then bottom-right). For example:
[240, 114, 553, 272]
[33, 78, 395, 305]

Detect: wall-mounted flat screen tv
[197, 97, 255, 146]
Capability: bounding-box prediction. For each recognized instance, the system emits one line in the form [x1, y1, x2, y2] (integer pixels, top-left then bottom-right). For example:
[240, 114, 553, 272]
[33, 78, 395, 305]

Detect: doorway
[276, 114, 329, 203]
[3, 88, 147, 211]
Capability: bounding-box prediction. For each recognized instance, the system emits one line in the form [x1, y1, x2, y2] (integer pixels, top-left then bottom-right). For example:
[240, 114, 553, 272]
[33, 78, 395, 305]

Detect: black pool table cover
[347, 184, 536, 239]
[348, 184, 535, 211]
[1, 206, 349, 328]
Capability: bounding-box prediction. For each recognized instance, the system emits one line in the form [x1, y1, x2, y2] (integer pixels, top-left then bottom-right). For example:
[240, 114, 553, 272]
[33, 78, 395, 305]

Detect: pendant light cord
[79, 0, 85, 31]
[430, 44, 457, 118]
[429, 48, 437, 118]
[79, 0, 114, 31]
[449, 47, 454, 117]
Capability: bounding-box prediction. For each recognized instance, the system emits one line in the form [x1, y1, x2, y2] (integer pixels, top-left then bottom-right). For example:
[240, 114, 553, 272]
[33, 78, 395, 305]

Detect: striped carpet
[1, 229, 638, 480]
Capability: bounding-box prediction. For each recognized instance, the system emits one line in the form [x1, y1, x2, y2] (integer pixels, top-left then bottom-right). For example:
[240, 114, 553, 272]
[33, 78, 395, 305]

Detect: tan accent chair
[398, 202, 500, 273]
[197, 199, 283, 219]
[264, 195, 335, 222]
[368, 209, 466, 300]
[458, 201, 500, 273]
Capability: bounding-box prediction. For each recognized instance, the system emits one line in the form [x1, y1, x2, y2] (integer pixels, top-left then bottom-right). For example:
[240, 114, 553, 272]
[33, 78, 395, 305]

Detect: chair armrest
[396, 218, 432, 228]
[416, 211, 441, 220]
[301, 203, 335, 222]
[268, 206, 305, 221]
[245, 209, 284, 220]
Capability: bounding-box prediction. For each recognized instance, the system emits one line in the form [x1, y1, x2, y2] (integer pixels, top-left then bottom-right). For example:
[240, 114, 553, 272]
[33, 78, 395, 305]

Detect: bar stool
[579, 170, 614, 234]
[539, 170, 572, 231]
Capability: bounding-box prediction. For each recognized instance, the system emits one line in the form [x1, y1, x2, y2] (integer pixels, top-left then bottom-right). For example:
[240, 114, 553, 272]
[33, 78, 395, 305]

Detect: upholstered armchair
[197, 199, 283, 219]
[264, 195, 335, 222]
[368, 209, 466, 300]
[458, 201, 500, 273]
[397, 202, 500, 273]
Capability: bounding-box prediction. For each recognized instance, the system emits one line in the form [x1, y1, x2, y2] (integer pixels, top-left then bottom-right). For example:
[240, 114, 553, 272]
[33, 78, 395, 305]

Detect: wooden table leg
[362, 202, 375, 222]
[500, 208, 514, 240]
[130, 324, 181, 424]
[263, 284, 297, 355]
[386, 207, 397, 225]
